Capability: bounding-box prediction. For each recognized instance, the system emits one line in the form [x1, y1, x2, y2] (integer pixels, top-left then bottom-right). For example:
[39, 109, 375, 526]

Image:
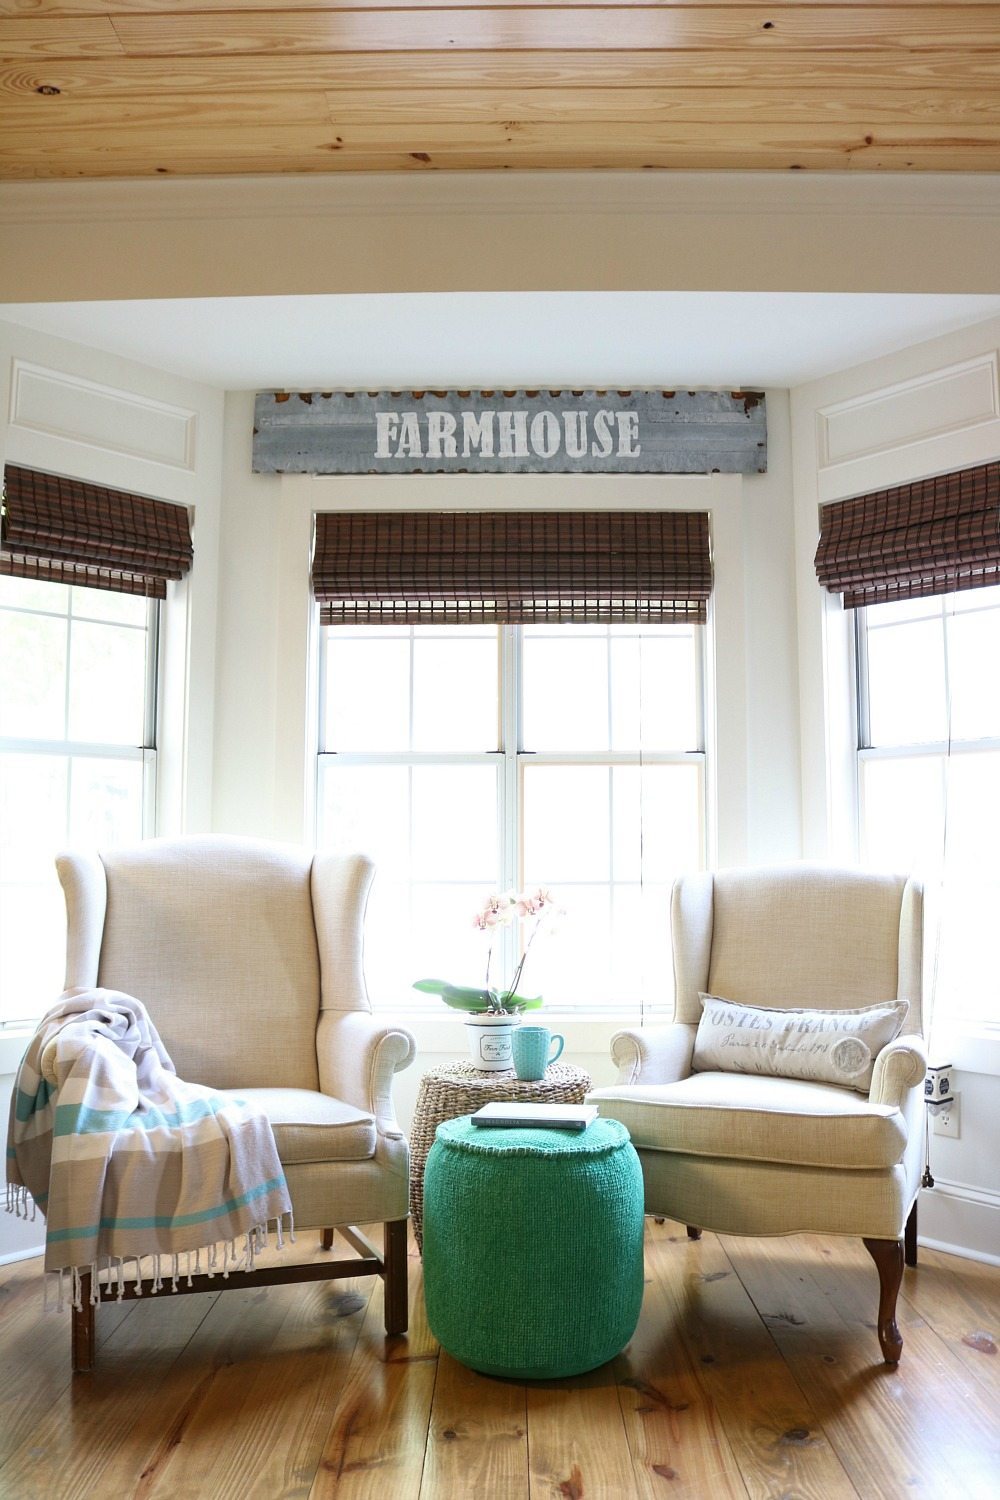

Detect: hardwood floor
[0, 1219, 997, 1499]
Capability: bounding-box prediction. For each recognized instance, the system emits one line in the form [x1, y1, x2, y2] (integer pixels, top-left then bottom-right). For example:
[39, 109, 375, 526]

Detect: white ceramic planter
[464, 1012, 519, 1071]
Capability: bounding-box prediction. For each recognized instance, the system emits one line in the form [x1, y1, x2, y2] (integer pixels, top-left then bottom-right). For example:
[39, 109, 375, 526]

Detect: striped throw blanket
[6, 989, 293, 1308]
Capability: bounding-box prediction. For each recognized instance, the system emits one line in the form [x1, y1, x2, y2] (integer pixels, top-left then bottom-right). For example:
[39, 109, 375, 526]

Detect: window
[317, 621, 705, 1016]
[0, 576, 158, 1026]
[857, 585, 1000, 1031]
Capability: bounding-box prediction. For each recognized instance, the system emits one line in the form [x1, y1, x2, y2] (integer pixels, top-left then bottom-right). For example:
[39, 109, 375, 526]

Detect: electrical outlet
[932, 1094, 961, 1139]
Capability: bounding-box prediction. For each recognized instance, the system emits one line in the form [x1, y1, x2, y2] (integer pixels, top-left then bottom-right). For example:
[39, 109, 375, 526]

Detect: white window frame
[854, 592, 1000, 1070]
[0, 586, 160, 1034]
[316, 619, 707, 1016]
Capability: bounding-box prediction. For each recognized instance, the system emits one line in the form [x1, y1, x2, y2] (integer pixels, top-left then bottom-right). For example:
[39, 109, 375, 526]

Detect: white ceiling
[3, 291, 1000, 392]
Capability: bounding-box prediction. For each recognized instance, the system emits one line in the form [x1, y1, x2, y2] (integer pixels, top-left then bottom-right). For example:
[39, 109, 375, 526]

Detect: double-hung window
[815, 461, 1000, 1037]
[314, 510, 709, 1018]
[856, 587, 1000, 1032]
[0, 465, 192, 1028]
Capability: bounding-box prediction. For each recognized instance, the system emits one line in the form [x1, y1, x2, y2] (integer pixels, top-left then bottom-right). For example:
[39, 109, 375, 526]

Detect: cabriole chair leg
[863, 1236, 905, 1364]
[686, 1225, 702, 1240]
[383, 1218, 409, 1336]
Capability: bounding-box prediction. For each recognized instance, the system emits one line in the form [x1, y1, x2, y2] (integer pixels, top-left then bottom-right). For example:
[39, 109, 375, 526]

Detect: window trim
[0, 586, 160, 1031]
[854, 594, 1000, 1064]
[316, 618, 707, 1017]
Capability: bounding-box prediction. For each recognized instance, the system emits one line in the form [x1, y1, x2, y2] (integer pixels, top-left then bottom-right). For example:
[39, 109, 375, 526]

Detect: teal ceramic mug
[512, 1025, 565, 1082]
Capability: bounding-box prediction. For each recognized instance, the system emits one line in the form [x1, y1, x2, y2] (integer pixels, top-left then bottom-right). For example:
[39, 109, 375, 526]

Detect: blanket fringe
[5, 1182, 37, 1222]
[39, 1210, 297, 1311]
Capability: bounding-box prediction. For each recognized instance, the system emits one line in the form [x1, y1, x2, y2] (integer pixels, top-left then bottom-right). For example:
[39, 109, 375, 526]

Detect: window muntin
[857, 585, 1000, 1030]
[0, 576, 157, 1026]
[318, 621, 704, 1016]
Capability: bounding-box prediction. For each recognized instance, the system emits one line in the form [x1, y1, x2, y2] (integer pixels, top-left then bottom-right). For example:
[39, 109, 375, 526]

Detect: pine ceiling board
[5, 52, 998, 99]
[10, 0, 1000, 11]
[102, 10, 1000, 59]
[8, 86, 1000, 131]
[0, 17, 124, 55]
[2, 91, 337, 129]
[318, 86, 1000, 124]
[10, 119, 1000, 153]
[7, 141, 1000, 177]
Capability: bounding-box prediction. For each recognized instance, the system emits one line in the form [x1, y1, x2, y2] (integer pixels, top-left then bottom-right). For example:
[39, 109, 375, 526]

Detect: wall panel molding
[8, 359, 197, 474]
[817, 352, 1000, 469]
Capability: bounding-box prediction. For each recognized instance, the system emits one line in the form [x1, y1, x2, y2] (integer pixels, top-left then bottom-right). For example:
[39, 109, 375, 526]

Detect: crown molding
[2, 171, 1000, 228]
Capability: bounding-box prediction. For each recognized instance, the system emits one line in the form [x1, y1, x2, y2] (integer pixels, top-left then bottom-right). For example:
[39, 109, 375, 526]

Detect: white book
[470, 1101, 599, 1132]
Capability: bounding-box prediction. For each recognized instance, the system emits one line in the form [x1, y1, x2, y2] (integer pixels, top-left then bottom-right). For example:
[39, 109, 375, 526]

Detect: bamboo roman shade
[1, 465, 193, 599]
[815, 461, 1000, 609]
[312, 510, 713, 625]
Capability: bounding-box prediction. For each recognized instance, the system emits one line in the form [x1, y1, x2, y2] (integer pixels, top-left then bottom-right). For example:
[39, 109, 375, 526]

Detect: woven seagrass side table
[408, 1059, 591, 1250]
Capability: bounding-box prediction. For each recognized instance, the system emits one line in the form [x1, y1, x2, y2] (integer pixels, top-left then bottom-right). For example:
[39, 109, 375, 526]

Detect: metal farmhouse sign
[252, 389, 766, 476]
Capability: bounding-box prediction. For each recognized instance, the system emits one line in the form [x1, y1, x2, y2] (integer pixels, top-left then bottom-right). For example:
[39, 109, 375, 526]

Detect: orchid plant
[413, 886, 561, 1015]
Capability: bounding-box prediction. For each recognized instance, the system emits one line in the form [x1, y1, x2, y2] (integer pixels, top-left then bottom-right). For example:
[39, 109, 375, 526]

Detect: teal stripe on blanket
[44, 1175, 288, 1243]
[53, 1095, 230, 1137]
[15, 1080, 54, 1121]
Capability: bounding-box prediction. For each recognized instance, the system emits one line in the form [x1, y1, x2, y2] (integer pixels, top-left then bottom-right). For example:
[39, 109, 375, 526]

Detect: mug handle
[548, 1033, 565, 1064]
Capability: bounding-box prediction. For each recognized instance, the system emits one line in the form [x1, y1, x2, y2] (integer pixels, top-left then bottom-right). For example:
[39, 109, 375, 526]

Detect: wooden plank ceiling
[2, 2, 1000, 180]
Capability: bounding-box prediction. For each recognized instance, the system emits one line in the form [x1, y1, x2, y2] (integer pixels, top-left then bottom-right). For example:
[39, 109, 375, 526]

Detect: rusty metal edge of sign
[251, 388, 767, 477]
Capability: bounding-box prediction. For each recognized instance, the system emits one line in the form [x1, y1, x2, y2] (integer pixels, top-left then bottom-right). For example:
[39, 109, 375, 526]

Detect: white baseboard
[0, 1244, 43, 1267]
[918, 1178, 1000, 1266]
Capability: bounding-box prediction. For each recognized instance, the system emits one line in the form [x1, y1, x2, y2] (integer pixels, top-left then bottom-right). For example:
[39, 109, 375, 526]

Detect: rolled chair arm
[869, 1036, 928, 1110]
[317, 1011, 416, 1137]
[611, 1022, 696, 1086]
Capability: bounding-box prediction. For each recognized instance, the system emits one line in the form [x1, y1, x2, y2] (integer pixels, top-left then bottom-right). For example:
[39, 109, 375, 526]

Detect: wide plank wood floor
[1, 1218, 997, 1499]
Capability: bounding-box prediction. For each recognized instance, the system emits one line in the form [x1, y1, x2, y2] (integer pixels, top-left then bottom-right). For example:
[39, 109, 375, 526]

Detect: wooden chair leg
[320, 1227, 334, 1250]
[686, 1226, 702, 1240]
[904, 1202, 918, 1268]
[863, 1237, 904, 1364]
[71, 1273, 95, 1373]
[383, 1218, 408, 1337]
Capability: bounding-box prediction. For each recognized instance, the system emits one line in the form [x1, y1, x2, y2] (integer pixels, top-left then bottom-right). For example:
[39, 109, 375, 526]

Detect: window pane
[610, 764, 703, 882]
[68, 620, 147, 745]
[324, 635, 410, 751]
[610, 633, 698, 751]
[318, 762, 411, 879]
[522, 636, 608, 751]
[318, 761, 499, 1007]
[0, 610, 67, 739]
[412, 635, 498, 751]
[948, 609, 1000, 741]
[411, 765, 498, 882]
[523, 765, 611, 882]
[70, 586, 148, 626]
[0, 575, 69, 614]
[0, 753, 69, 886]
[866, 618, 947, 746]
[68, 757, 144, 847]
[860, 756, 943, 873]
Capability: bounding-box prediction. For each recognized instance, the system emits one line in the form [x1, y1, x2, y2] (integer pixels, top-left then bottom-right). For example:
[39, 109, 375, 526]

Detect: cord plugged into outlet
[931, 1093, 961, 1138]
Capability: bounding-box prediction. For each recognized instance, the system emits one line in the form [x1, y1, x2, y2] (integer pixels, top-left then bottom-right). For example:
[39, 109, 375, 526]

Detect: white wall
[0, 318, 226, 1260]
[790, 313, 1000, 1263]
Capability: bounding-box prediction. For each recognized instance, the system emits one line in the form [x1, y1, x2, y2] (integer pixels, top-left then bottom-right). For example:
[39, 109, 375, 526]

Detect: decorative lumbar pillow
[693, 993, 909, 1092]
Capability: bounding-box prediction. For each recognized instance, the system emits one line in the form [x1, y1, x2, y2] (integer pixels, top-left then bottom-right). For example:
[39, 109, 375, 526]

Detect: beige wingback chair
[57, 836, 416, 1371]
[588, 865, 926, 1364]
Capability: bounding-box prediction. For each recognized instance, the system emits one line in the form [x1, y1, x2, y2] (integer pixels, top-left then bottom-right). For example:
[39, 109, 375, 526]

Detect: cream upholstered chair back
[56, 837, 374, 1092]
[671, 864, 924, 1036]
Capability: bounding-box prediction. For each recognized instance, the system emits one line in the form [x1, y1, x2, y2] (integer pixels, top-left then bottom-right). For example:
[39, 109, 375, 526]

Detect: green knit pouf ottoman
[422, 1115, 644, 1379]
